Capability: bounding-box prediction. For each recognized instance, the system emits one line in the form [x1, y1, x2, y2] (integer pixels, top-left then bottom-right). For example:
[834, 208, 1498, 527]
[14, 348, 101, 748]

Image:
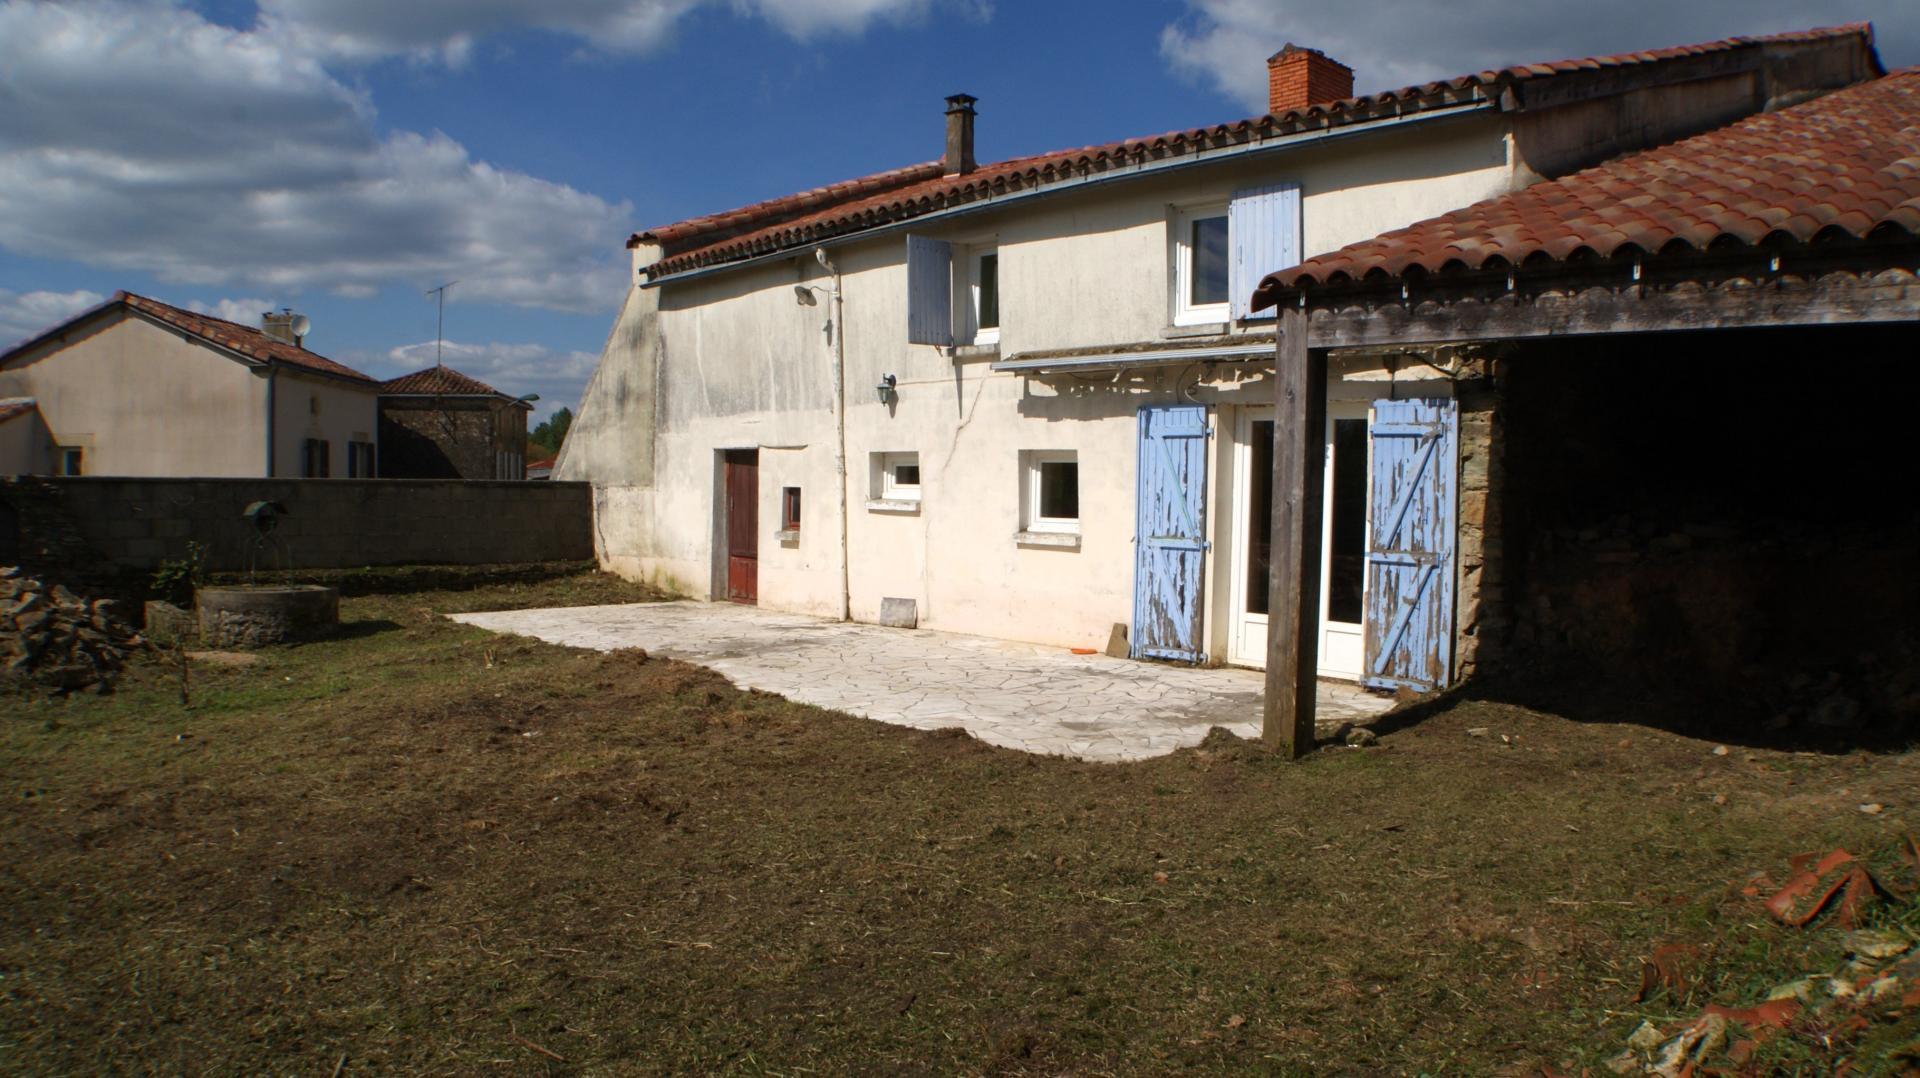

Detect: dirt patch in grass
[2, 571, 1916, 1073]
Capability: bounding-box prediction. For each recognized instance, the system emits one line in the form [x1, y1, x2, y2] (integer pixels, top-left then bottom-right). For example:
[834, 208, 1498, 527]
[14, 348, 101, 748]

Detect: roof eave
[642, 98, 1499, 288]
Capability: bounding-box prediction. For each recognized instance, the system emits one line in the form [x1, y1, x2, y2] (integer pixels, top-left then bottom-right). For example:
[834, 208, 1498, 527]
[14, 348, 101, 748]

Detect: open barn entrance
[1489, 323, 1920, 743]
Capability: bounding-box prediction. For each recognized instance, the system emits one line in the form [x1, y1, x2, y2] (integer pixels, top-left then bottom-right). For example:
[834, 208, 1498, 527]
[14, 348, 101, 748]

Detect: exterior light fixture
[875, 374, 897, 404]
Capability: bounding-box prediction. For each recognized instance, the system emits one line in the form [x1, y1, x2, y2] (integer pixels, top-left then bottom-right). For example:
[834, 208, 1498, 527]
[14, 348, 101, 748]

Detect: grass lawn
[2, 569, 1916, 1074]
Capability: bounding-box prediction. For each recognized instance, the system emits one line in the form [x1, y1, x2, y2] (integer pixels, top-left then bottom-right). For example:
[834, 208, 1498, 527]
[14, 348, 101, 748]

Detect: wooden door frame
[719, 448, 759, 605]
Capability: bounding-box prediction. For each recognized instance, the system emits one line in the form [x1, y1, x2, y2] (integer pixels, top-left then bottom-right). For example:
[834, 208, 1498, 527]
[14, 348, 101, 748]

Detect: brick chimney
[944, 94, 977, 176]
[1267, 44, 1354, 114]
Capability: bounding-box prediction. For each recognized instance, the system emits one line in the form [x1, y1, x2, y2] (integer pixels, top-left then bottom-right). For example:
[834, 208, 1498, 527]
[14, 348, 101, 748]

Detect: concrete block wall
[0, 477, 593, 573]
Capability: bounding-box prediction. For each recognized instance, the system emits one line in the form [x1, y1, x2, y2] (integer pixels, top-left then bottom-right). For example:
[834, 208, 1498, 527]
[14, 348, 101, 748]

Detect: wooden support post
[1263, 305, 1326, 758]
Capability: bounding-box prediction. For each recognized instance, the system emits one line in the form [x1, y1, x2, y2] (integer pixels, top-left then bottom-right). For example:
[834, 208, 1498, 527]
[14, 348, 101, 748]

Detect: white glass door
[1227, 403, 1369, 680]
[1317, 402, 1369, 680]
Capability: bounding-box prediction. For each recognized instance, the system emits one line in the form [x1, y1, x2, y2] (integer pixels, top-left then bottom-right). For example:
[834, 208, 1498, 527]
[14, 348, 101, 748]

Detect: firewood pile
[1, 567, 145, 693]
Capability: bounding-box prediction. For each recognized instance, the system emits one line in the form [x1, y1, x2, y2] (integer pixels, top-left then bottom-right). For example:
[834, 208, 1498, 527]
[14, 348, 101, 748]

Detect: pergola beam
[1288, 269, 1920, 351]
[1262, 306, 1326, 758]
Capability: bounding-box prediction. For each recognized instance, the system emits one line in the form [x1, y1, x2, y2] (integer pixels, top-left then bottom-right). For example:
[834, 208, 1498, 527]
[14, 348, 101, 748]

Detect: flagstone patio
[452, 601, 1394, 762]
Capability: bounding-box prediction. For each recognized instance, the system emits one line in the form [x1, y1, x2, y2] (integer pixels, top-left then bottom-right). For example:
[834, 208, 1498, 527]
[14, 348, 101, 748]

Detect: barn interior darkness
[1491, 323, 1919, 741]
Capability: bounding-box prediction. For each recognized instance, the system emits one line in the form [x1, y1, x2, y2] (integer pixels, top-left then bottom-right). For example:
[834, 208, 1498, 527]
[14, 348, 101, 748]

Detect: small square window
[781, 487, 802, 532]
[1022, 450, 1079, 533]
[56, 447, 83, 476]
[1173, 205, 1230, 326]
[872, 451, 921, 503]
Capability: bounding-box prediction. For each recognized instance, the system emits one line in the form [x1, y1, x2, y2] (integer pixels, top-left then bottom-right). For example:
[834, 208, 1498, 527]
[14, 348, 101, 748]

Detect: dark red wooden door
[724, 450, 758, 604]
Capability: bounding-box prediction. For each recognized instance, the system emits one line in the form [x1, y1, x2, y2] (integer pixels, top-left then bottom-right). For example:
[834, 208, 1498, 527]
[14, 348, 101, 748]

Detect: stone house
[0, 292, 380, 479]
[559, 25, 1880, 694]
[1247, 62, 1919, 741]
[377, 366, 533, 480]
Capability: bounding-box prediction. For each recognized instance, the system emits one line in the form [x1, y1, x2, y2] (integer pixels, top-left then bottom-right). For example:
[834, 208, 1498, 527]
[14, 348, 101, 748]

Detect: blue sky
[2, 1, 1915, 423]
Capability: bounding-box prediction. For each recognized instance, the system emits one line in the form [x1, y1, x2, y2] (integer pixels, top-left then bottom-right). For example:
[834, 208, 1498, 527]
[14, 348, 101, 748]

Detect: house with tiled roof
[0, 292, 379, 478]
[377, 365, 534, 480]
[558, 25, 1880, 689]
[1238, 66, 1920, 744]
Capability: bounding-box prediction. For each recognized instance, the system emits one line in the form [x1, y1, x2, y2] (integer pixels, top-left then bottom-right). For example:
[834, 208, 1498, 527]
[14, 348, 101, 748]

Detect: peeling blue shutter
[1132, 404, 1209, 663]
[1228, 182, 1301, 321]
[1363, 398, 1458, 692]
[906, 235, 952, 346]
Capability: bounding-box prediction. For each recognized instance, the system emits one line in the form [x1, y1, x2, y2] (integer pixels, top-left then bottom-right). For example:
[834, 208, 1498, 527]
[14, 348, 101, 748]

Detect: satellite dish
[290, 314, 312, 338]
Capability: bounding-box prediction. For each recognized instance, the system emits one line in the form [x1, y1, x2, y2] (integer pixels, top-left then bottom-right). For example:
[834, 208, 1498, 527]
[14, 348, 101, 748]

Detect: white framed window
[347, 439, 376, 478]
[967, 247, 999, 346]
[1021, 450, 1080, 533]
[871, 451, 922, 504]
[1172, 204, 1230, 326]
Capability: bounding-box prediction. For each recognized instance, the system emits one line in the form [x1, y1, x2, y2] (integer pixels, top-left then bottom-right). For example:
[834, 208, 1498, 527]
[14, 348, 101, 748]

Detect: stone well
[195, 585, 338, 648]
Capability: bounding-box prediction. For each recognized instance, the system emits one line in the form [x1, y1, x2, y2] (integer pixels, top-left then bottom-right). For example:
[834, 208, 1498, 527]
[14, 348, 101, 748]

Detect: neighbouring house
[558, 25, 1879, 692]
[525, 453, 556, 481]
[0, 292, 380, 478]
[1244, 63, 1920, 740]
[377, 366, 533, 480]
[0, 397, 53, 476]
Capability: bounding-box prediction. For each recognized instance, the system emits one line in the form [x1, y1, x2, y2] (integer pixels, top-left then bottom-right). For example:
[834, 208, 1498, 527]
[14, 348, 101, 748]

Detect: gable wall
[0, 313, 270, 477]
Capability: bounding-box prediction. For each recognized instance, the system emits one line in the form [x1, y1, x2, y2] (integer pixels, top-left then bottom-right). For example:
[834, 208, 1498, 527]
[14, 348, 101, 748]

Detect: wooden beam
[1263, 306, 1326, 758]
[1298, 269, 1920, 350]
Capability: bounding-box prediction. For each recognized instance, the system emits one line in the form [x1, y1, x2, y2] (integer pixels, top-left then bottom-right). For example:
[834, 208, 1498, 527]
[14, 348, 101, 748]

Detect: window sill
[1015, 529, 1080, 550]
[951, 343, 1000, 361]
[865, 498, 921, 514]
[774, 528, 800, 543]
[1164, 321, 1229, 338]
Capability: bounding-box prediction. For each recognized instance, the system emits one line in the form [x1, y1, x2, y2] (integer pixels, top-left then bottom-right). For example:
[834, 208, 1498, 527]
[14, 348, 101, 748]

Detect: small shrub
[150, 541, 206, 607]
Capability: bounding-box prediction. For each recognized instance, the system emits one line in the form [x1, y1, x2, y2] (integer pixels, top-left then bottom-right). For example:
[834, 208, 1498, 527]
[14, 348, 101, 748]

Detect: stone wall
[0, 476, 593, 573]
[1452, 354, 1507, 681]
[379, 402, 516, 480]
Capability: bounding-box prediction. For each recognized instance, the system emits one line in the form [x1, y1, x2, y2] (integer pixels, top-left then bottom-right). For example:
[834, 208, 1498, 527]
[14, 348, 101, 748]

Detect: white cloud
[362, 339, 599, 421]
[255, 0, 964, 64]
[1160, 0, 1918, 113]
[187, 296, 277, 325]
[0, 0, 633, 315]
[0, 288, 108, 350]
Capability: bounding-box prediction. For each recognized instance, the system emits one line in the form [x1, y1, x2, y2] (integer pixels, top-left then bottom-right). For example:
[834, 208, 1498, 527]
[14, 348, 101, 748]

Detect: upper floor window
[969, 248, 999, 346]
[56, 447, 83, 476]
[905, 234, 1002, 349]
[1173, 204, 1230, 326]
[1172, 183, 1302, 327]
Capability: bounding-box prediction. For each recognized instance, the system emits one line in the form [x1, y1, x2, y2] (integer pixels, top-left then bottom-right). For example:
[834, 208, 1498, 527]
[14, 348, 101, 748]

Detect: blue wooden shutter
[1228, 182, 1301, 321]
[1363, 398, 1458, 692]
[905, 235, 952, 346]
[1132, 404, 1210, 663]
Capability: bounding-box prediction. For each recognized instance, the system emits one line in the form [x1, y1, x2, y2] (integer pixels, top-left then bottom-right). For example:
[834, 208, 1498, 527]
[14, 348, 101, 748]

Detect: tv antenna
[426, 280, 458, 366]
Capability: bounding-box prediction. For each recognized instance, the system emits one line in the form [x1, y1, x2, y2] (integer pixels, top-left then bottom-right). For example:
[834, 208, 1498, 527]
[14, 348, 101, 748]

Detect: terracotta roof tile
[0, 397, 37, 424]
[116, 292, 376, 383]
[639, 24, 1876, 279]
[1253, 66, 1920, 307]
[379, 365, 516, 399]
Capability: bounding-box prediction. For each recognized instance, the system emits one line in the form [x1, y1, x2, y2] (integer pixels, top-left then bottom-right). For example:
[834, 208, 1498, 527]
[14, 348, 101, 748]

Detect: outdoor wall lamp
[875, 374, 897, 404]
